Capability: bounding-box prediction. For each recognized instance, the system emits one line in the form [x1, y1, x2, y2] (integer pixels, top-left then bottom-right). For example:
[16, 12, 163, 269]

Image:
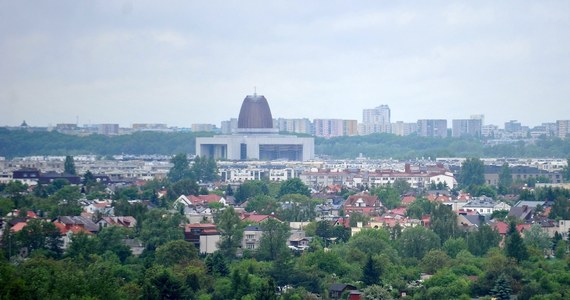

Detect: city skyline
[2, 1, 570, 128]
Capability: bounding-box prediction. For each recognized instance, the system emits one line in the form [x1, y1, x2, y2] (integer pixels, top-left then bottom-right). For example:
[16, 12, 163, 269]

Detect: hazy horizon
[2, 1, 569, 128]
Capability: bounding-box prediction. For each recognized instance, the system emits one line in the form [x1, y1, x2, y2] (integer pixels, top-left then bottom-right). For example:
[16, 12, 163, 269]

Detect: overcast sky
[1, 1, 569, 128]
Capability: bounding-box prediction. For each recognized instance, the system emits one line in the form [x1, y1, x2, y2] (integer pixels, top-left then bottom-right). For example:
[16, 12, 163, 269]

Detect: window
[246, 243, 255, 250]
[246, 234, 254, 240]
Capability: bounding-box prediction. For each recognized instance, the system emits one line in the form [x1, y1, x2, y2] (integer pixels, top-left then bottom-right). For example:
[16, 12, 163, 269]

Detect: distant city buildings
[360, 105, 391, 135]
[191, 124, 217, 133]
[417, 119, 448, 138]
[390, 121, 417, 136]
[452, 119, 482, 138]
[557, 120, 570, 139]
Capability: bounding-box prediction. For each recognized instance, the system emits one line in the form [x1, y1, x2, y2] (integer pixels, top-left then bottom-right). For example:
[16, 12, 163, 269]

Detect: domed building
[196, 93, 314, 161]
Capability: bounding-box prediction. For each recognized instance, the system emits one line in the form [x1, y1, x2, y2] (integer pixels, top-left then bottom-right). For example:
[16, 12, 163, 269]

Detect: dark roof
[237, 94, 273, 129]
[329, 283, 357, 292]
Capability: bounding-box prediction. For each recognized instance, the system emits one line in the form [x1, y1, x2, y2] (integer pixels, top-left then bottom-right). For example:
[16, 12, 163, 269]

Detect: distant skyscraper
[557, 120, 570, 139]
[452, 119, 482, 137]
[276, 118, 312, 135]
[417, 119, 447, 138]
[221, 118, 238, 134]
[361, 105, 391, 135]
[470, 114, 485, 125]
[391, 121, 418, 136]
[504, 120, 522, 132]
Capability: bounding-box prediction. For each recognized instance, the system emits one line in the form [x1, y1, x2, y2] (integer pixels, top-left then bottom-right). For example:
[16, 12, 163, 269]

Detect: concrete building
[557, 120, 570, 139]
[361, 105, 391, 135]
[391, 121, 418, 136]
[276, 118, 312, 135]
[196, 94, 314, 161]
[191, 123, 216, 132]
[452, 119, 482, 137]
[417, 119, 448, 138]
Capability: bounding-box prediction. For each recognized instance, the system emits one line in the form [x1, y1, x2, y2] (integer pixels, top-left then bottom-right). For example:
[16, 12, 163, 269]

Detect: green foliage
[549, 196, 570, 220]
[168, 153, 192, 183]
[490, 273, 512, 300]
[498, 163, 513, 195]
[278, 178, 310, 197]
[505, 221, 528, 262]
[216, 206, 244, 258]
[524, 223, 551, 251]
[155, 240, 198, 266]
[235, 180, 270, 204]
[420, 250, 450, 274]
[406, 197, 433, 219]
[397, 226, 440, 260]
[467, 225, 501, 256]
[430, 203, 459, 242]
[64, 155, 76, 175]
[362, 254, 381, 285]
[257, 218, 290, 261]
[442, 237, 467, 258]
[459, 158, 485, 187]
[245, 195, 279, 214]
[374, 185, 401, 209]
[362, 284, 393, 300]
[192, 156, 219, 182]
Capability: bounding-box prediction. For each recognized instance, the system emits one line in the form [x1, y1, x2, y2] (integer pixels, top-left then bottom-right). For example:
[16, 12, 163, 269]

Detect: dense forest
[2, 128, 570, 159]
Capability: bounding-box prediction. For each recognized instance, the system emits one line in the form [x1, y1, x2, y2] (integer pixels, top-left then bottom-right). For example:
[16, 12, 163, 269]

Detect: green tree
[257, 218, 290, 261]
[393, 178, 411, 195]
[362, 284, 393, 300]
[235, 180, 270, 204]
[459, 157, 485, 187]
[524, 223, 550, 251]
[362, 254, 381, 285]
[191, 156, 219, 182]
[549, 196, 570, 220]
[245, 195, 279, 214]
[505, 221, 528, 262]
[155, 240, 198, 266]
[375, 185, 401, 209]
[216, 206, 244, 258]
[167, 153, 192, 183]
[397, 226, 440, 259]
[498, 163, 513, 195]
[442, 237, 467, 258]
[278, 178, 311, 197]
[205, 251, 229, 277]
[420, 249, 450, 274]
[467, 224, 501, 256]
[490, 273, 512, 300]
[563, 158, 570, 181]
[64, 155, 76, 175]
[406, 197, 433, 219]
[430, 203, 458, 242]
[170, 178, 199, 198]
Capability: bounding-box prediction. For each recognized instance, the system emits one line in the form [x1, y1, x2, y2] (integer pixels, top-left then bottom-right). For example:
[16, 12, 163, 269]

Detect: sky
[1, 1, 569, 128]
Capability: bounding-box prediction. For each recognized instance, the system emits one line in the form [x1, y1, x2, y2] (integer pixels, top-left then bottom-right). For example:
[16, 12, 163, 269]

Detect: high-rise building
[391, 121, 418, 136]
[343, 120, 359, 136]
[417, 119, 447, 138]
[452, 119, 482, 137]
[313, 119, 344, 138]
[557, 120, 570, 139]
[361, 105, 391, 135]
[220, 118, 238, 134]
[276, 118, 312, 135]
[504, 120, 522, 132]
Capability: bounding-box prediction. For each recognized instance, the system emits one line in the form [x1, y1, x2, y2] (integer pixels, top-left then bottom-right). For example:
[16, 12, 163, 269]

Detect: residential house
[243, 225, 263, 251]
[97, 216, 137, 229]
[329, 284, 358, 299]
[461, 197, 511, 215]
[343, 191, 383, 216]
[184, 223, 220, 254]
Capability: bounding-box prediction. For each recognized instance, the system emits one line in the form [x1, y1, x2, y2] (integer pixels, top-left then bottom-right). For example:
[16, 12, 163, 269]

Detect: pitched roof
[10, 222, 28, 232]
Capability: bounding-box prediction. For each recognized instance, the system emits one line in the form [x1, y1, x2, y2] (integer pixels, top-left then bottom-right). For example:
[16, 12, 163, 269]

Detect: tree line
[3, 128, 570, 158]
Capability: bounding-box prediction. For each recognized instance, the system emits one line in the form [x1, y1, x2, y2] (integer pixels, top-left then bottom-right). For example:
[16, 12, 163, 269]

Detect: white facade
[196, 134, 314, 161]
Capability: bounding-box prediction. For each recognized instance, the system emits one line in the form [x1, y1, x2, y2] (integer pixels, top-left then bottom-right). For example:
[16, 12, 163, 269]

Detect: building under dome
[196, 94, 314, 161]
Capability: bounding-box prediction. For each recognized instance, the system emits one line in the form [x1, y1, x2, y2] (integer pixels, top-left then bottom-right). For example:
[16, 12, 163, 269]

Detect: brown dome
[237, 94, 274, 129]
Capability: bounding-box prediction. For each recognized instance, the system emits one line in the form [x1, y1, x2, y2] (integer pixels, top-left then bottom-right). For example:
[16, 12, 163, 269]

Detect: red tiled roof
[26, 211, 38, 218]
[240, 213, 279, 223]
[188, 194, 222, 204]
[401, 196, 416, 206]
[10, 222, 27, 232]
